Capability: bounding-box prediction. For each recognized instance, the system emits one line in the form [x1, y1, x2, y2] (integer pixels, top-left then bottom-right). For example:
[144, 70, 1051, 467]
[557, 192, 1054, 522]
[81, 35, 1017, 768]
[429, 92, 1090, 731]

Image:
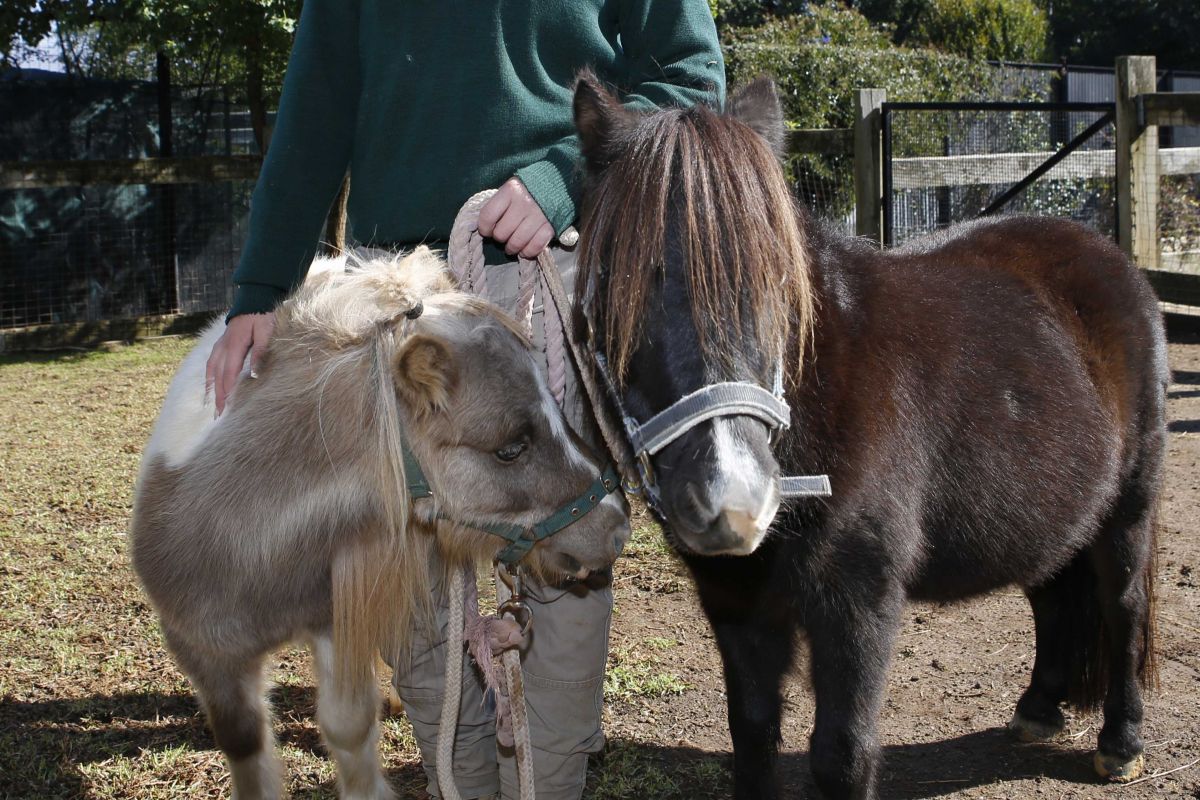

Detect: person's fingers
[520, 222, 555, 259]
[217, 340, 248, 416]
[248, 315, 275, 378]
[490, 202, 525, 245]
[477, 186, 514, 237]
[505, 213, 545, 256]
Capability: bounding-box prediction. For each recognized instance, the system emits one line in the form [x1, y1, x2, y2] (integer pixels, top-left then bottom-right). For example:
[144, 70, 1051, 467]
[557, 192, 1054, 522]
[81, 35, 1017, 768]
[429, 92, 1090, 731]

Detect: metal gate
[881, 101, 1117, 247]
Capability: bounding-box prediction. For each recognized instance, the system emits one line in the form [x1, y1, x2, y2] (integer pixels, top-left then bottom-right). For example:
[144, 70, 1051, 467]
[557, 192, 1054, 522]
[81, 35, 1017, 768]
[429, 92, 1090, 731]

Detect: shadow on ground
[0, 686, 419, 799]
[588, 728, 1107, 800]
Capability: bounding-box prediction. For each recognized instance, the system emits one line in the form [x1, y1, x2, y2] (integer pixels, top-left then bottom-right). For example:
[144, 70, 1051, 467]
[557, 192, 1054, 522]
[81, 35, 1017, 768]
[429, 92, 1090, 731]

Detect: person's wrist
[228, 284, 287, 321]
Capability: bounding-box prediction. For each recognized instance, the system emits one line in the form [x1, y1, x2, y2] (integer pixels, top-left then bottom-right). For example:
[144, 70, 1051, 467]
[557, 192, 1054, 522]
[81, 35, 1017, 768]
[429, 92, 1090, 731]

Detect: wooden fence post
[1116, 55, 1159, 269]
[854, 89, 886, 245]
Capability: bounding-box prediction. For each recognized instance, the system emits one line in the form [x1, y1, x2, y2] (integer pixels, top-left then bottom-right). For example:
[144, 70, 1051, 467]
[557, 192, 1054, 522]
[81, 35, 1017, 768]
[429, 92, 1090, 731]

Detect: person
[204, 3, 725, 799]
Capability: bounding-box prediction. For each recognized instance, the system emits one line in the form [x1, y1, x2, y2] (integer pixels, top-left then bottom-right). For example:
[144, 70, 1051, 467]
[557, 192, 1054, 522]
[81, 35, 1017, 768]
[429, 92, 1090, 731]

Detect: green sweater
[229, 0, 725, 317]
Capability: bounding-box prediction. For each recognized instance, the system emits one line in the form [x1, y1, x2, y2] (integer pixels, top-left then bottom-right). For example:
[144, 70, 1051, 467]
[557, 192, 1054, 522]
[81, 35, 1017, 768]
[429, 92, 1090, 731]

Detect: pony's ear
[727, 76, 786, 159]
[393, 335, 457, 418]
[574, 70, 634, 173]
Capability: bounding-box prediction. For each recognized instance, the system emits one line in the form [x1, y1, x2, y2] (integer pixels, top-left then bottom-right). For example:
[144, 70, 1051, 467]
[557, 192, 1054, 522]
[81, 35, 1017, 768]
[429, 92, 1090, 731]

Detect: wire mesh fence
[0, 76, 264, 330]
[883, 104, 1117, 246]
[0, 76, 265, 160]
[789, 152, 856, 233]
[1158, 172, 1200, 277]
[2, 64, 1197, 334]
[0, 181, 251, 329]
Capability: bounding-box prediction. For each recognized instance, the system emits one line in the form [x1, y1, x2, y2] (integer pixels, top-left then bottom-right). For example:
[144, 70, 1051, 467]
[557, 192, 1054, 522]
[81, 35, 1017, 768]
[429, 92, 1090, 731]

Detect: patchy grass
[605, 652, 691, 702]
[586, 739, 731, 800]
[0, 337, 721, 799]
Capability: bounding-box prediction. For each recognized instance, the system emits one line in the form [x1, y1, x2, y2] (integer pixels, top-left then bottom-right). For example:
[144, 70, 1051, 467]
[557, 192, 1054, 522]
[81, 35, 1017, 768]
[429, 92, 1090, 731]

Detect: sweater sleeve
[228, 0, 361, 319]
[515, 0, 725, 236]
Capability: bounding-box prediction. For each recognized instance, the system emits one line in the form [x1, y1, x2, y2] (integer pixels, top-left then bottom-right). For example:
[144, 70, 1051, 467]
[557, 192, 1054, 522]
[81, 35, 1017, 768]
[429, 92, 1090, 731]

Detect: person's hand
[205, 312, 275, 416]
[477, 177, 554, 259]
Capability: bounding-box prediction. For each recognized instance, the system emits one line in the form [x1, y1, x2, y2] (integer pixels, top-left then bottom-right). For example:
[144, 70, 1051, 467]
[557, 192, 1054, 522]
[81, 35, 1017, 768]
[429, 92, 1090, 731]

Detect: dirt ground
[0, 322, 1197, 799]
[599, 319, 1200, 799]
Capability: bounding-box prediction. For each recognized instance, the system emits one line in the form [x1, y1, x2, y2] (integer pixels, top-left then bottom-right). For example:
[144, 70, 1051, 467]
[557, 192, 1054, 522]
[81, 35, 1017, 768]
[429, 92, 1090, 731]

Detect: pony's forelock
[579, 103, 815, 387]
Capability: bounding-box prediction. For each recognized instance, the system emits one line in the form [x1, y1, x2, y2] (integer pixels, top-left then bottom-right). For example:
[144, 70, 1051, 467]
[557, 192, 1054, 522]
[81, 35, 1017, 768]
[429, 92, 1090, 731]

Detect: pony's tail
[1060, 511, 1159, 711]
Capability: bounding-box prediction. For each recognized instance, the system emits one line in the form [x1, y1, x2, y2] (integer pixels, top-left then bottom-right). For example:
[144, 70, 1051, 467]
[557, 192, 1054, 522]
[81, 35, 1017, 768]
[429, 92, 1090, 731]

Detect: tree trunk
[245, 29, 270, 155]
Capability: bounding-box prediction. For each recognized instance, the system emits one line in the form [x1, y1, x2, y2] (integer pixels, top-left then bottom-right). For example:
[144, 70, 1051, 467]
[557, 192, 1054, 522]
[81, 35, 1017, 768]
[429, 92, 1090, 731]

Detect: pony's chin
[521, 550, 595, 585]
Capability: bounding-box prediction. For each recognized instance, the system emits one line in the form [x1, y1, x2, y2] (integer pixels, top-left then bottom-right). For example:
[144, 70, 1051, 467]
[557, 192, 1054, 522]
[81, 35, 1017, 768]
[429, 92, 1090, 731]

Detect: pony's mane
[579, 103, 814, 386]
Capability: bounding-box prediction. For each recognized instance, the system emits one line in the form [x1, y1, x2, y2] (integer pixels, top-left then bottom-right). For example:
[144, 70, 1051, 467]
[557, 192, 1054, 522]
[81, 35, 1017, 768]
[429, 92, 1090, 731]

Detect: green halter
[400, 441, 620, 565]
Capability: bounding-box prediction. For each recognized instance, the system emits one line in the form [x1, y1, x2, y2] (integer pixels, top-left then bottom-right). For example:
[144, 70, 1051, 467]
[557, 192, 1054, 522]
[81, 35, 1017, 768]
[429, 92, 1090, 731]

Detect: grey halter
[585, 278, 832, 520]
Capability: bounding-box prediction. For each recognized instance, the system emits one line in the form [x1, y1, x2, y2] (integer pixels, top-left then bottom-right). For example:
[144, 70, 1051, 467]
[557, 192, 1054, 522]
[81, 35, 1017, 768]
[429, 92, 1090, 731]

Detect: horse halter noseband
[583, 267, 831, 520]
[398, 440, 619, 566]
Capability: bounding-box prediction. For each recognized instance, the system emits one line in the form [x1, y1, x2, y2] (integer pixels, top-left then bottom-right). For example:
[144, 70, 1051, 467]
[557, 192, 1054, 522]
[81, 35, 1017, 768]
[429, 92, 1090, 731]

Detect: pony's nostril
[684, 481, 719, 527]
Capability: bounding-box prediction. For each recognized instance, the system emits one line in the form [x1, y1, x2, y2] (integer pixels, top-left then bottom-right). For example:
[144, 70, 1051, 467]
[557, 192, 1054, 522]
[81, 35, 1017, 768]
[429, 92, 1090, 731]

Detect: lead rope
[435, 566, 467, 800]
[449, 189, 572, 406]
[437, 192, 556, 800]
[438, 194, 639, 800]
[435, 565, 534, 800]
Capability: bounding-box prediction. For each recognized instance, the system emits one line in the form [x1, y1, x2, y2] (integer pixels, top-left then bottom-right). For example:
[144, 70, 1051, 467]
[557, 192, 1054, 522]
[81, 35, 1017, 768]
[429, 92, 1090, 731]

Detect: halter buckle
[637, 450, 656, 489]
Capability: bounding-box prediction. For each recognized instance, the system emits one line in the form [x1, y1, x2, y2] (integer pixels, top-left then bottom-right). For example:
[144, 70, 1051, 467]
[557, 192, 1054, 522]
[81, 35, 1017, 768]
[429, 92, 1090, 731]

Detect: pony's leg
[1089, 486, 1157, 783]
[688, 551, 796, 800]
[311, 633, 395, 800]
[709, 614, 797, 800]
[1010, 566, 1080, 741]
[806, 583, 904, 800]
[167, 632, 282, 800]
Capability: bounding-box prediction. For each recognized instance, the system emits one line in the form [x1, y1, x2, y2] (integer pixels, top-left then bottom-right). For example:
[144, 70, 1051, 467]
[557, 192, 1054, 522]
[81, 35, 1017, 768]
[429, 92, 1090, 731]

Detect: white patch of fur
[708, 418, 780, 555]
[141, 318, 230, 472]
[537, 375, 591, 472]
[311, 634, 395, 800]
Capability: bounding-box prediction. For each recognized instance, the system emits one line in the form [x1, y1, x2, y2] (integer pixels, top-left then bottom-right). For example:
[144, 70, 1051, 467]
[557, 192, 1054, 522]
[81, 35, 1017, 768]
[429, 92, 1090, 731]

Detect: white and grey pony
[131, 248, 625, 799]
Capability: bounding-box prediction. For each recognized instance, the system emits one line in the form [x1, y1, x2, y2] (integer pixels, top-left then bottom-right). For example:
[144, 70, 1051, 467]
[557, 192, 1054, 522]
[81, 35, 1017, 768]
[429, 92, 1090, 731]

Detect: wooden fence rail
[889, 146, 1200, 189]
[0, 155, 262, 190]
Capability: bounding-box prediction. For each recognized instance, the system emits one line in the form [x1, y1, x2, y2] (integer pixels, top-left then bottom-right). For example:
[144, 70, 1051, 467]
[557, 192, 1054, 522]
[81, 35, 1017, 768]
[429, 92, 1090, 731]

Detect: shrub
[724, 40, 994, 127]
[909, 0, 1048, 61]
[723, 2, 893, 50]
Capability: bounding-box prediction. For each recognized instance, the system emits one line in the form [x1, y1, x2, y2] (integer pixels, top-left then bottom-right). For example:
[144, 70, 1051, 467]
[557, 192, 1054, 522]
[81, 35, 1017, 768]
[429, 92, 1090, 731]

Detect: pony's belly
[906, 507, 1103, 601]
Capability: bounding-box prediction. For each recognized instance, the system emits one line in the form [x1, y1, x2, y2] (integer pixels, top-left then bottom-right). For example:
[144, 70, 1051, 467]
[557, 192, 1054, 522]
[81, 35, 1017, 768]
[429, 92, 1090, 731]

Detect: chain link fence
[789, 152, 856, 233]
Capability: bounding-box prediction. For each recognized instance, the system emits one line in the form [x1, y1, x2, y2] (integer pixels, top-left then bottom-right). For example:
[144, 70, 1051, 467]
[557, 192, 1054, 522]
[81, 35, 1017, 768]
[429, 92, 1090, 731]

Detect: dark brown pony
[574, 74, 1166, 800]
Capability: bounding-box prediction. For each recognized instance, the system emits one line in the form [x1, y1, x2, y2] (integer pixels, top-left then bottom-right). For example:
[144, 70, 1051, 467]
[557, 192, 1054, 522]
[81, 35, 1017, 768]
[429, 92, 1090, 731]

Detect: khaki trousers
[391, 245, 625, 800]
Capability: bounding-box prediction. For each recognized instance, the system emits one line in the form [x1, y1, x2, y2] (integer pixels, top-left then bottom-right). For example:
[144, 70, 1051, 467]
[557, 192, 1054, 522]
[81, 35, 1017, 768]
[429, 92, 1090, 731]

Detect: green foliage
[724, 40, 993, 128]
[908, 0, 1047, 61]
[713, 0, 806, 30]
[1040, 0, 1200, 70]
[1, 0, 299, 103]
[724, 1, 892, 50]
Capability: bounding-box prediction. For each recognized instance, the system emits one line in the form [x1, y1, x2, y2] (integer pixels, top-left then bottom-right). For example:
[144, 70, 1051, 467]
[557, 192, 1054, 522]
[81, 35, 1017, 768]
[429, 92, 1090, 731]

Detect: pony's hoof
[1094, 751, 1145, 782]
[1008, 710, 1064, 742]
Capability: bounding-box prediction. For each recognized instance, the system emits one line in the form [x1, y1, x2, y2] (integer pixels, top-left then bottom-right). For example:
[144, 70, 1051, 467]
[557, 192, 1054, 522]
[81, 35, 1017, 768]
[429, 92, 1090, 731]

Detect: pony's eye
[495, 441, 527, 463]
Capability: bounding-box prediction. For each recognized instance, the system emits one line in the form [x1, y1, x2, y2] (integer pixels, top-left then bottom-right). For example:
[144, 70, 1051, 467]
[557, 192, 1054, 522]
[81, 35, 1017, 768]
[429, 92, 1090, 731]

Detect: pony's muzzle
[672, 478, 780, 556]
